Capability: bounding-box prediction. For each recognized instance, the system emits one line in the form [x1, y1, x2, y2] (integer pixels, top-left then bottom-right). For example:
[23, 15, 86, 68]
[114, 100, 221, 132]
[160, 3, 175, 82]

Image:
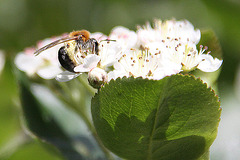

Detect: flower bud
[88, 67, 108, 89]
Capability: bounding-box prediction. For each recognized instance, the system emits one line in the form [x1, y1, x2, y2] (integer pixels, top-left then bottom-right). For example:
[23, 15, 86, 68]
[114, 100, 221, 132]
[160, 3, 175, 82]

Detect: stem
[58, 95, 114, 160]
[46, 81, 113, 160]
[77, 74, 96, 96]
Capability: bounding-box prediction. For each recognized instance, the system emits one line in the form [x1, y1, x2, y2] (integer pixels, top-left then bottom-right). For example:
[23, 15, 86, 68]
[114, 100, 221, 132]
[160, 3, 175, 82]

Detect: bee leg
[76, 38, 84, 53]
[84, 38, 99, 55]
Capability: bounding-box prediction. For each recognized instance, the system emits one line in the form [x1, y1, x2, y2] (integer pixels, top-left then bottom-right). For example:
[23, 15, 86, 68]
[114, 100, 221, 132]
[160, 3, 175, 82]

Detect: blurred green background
[0, 0, 240, 159]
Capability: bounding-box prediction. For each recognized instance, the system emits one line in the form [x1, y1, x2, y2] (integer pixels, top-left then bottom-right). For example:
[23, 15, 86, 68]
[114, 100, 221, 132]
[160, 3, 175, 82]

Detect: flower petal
[55, 71, 81, 82]
[197, 54, 223, 72]
[109, 26, 138, 49]
[91, 32, 108, 41]
[37, 65, 63, 79]
[14, 52, 42, 76]
[74, 54, 100, 72]
[98, 41, 122, 69]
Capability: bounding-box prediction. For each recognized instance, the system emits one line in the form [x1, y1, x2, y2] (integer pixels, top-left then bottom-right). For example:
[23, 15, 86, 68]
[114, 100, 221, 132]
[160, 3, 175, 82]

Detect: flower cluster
[15, 19, 223, 87]
[15, 36, 64, 79]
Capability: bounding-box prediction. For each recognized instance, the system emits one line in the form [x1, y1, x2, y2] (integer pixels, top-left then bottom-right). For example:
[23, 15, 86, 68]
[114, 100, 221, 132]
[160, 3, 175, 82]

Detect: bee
[34, 30, 99, 73]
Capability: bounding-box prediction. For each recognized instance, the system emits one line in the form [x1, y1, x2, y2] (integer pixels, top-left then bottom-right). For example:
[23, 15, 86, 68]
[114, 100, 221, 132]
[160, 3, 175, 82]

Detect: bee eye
[93, 39, 99, 54]
[58, 46, 76, 73]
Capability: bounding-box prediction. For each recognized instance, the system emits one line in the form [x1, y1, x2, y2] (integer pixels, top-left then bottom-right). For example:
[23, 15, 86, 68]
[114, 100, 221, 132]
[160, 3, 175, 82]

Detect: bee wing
[34, 36, 78, 56]
[55, 71, 81, 82]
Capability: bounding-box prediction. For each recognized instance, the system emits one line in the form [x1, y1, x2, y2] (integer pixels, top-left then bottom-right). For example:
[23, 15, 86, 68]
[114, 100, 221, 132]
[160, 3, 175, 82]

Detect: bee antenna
[100, 39, 117, 43]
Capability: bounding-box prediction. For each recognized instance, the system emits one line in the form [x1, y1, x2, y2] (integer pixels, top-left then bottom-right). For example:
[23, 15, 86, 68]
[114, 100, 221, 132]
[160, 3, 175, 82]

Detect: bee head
[69, 30, 90, 42]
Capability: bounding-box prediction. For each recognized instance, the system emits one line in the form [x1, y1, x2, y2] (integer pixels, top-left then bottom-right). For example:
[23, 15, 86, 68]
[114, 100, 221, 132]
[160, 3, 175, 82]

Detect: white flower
[137, 19, 201, 47]
[136, 19, 222, 73]
[109, 26, 138, 50]
[181, 45, 223, 72]
[0, 50, 5, 74]
[109, 48, 178, 80]
[109, 19, 223, 81]
[15, 37, 63, 79]
[96, 40, 123, 71]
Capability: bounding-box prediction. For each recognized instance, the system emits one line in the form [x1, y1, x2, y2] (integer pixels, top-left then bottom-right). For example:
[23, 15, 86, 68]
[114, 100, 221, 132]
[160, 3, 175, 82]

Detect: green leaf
[198, 29, 223, 60]
[197, 150, 209, 160]
[16, 71, 106, 160]
[91, 75, 221, 160]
